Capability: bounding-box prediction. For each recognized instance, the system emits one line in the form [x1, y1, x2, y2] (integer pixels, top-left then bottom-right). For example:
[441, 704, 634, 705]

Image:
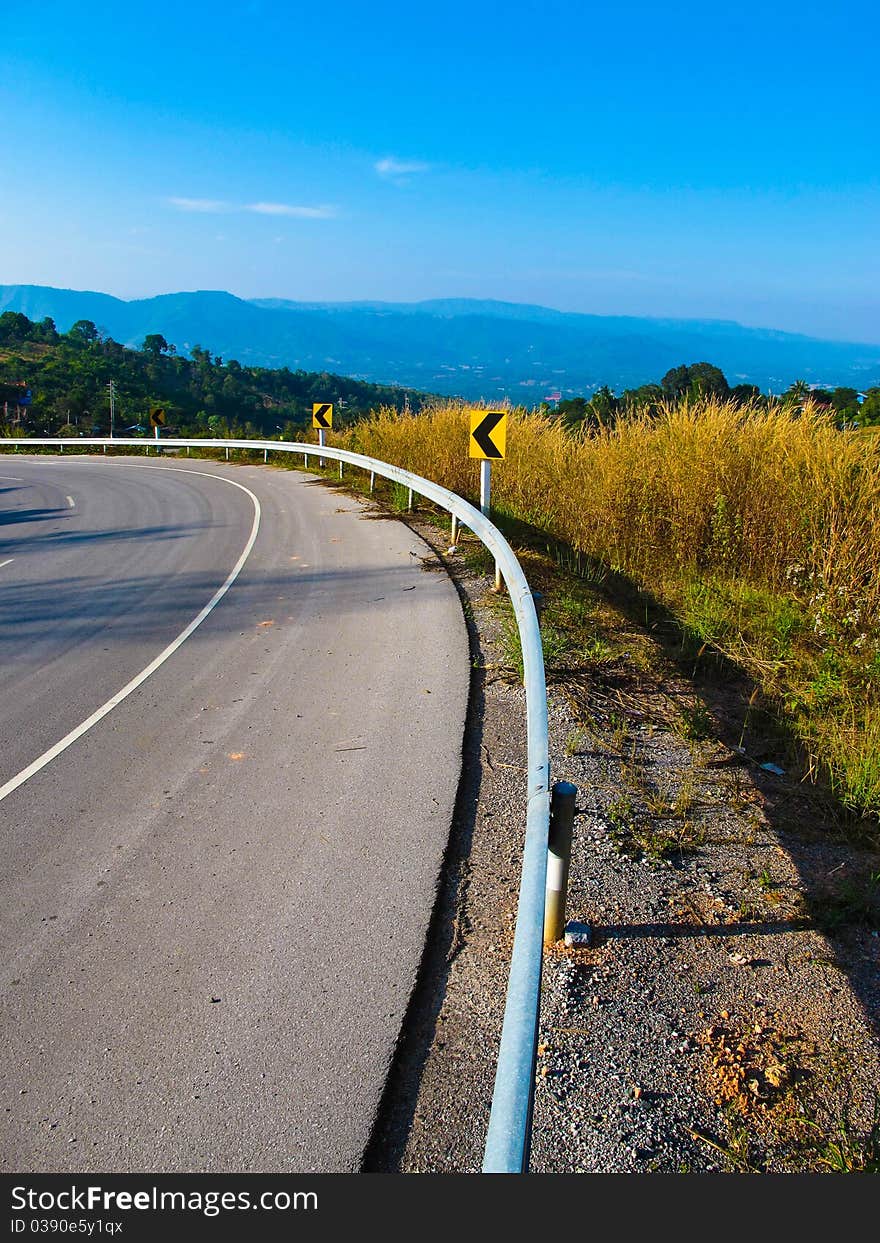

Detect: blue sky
[1, 0, 877, 341]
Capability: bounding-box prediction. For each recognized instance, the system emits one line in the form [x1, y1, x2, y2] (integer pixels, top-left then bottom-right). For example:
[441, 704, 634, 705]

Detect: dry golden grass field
[335, 398, 880, 827]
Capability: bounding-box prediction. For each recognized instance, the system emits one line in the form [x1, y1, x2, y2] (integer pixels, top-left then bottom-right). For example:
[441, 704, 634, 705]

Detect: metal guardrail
[2, 436, 551, 1172]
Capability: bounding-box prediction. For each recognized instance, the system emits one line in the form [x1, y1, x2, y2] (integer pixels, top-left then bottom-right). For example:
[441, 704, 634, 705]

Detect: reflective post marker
[544, 782, 577, 946]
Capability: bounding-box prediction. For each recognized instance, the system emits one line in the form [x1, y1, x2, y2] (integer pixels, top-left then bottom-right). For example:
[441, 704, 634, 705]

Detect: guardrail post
[407, 486, 413, 510]
[370, 470, 375, 493]
[543, 781, 577, 946]
[450, 513, 458, 545]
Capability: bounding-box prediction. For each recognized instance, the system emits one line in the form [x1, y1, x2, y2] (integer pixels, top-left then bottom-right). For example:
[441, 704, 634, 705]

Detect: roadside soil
[362, 498, 880, 1175]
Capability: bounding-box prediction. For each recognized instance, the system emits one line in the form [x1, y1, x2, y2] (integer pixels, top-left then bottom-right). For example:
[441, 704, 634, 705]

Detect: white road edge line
[0, 464, 262, 806]
[0, 558, 13, 569]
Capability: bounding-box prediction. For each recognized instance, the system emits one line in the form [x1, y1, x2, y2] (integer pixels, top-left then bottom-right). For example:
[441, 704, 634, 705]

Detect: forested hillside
[0, 311, 427, 438]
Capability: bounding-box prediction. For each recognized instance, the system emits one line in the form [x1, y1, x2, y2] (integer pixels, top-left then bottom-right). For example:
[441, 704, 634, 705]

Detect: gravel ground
[365, 507, 880, 1175]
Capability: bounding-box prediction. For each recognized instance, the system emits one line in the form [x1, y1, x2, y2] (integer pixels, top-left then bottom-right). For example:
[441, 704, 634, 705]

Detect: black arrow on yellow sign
[469, 409, 507, 459]
[312, 402, 333, 429]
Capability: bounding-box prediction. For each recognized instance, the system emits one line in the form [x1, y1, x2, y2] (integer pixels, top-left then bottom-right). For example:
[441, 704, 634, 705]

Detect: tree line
[539, 361, 880, 430]
[0, 312, 427, 438]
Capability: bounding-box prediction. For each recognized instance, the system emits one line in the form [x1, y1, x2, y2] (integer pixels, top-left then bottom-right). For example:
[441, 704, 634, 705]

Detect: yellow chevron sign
[469, 409, 507, 459]
[312, 403, 333, 429]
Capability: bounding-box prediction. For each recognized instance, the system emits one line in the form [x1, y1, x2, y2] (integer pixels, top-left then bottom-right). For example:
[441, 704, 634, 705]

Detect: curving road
[0, 454, 469, 1173]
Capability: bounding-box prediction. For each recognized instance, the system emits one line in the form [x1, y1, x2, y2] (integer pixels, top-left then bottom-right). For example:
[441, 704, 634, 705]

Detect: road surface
[0, 454, 469, 1172]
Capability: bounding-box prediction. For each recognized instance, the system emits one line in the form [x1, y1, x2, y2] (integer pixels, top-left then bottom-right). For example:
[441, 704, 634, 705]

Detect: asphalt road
[0, 454, 469, 1173]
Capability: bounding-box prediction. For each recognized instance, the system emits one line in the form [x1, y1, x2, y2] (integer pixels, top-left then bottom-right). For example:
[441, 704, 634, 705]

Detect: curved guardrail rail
[2, 435, 550, 1172]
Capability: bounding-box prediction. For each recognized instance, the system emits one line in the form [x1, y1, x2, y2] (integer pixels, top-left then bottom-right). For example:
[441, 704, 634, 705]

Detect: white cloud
[168, 197, 231, 213]
[245, 202, 338, 218]
[375, 156, 430, 179]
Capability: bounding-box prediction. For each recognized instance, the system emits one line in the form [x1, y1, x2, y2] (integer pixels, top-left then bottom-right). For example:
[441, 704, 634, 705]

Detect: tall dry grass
[340, 398, 880, 620]
[337, 398, 880, 819]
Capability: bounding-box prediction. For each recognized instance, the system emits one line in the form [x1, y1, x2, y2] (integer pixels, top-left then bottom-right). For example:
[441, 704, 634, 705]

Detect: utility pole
[106, 380, 116, 437]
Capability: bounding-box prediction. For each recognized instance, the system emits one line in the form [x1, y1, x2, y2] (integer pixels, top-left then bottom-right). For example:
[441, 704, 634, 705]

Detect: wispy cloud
[167, 197, 337, 219]
[375, 156, 431, 181]
[246, 201, 337, 218]
[168, 197, 231, 213]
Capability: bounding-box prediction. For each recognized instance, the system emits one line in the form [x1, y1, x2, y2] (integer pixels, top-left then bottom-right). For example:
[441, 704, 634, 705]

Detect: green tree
[730, 383, 762, 404]
[686, 362, 729, 398]
[661, 362, 728, 400]
[856, 389, 880, 425]
[142, 333, 172, 356]
[0, 311, 33, 344]
[586, 385, 619, 428]
[67, 319, 99, 344]
[830, 387, 860, 423]
[35, 317, 59, 343]
[621, 383, 664, 414]
[660, 364, 691, 399]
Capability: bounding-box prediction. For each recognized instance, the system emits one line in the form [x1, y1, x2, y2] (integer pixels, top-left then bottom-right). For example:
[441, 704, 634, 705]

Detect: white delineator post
[543, 782, 577, 945]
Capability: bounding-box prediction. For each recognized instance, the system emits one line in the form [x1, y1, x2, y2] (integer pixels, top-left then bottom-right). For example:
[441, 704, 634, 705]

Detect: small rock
[564, 920, 592, 947]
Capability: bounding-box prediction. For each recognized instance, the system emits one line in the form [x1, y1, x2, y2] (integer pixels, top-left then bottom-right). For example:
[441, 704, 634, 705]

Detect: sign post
[312, 403, 333, 467]
[469, 409, 508, 592]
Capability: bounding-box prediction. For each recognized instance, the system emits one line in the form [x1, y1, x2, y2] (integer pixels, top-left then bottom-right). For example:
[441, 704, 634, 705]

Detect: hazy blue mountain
[3, 284, 878, 400]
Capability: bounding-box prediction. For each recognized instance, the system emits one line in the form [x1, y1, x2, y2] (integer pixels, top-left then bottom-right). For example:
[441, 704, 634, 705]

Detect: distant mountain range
[2, 284, 878, 400]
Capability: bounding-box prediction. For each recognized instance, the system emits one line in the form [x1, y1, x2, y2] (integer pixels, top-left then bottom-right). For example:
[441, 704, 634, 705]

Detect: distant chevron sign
[312, 403, 333, 429]
[469, 409, 507, 460]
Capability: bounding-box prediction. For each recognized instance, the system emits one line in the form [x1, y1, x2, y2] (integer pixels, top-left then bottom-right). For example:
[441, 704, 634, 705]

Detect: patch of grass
[689, 1120, 761, 1173]
[677, 703, 714, 741]
[548, 588, 595, 629]
[607, 792, 633, 824]
[564, 727, 588, 757]
[582, 637, 615, 664]
[607, 712, 629, 753]
[811, 1096, 880, 1172]
[642, 775, 698, 820]
[461, 540, 495, 576]
[389, 481, 411, 513]
[684, 576, 806, 661]
[499, 601, 575, 682]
